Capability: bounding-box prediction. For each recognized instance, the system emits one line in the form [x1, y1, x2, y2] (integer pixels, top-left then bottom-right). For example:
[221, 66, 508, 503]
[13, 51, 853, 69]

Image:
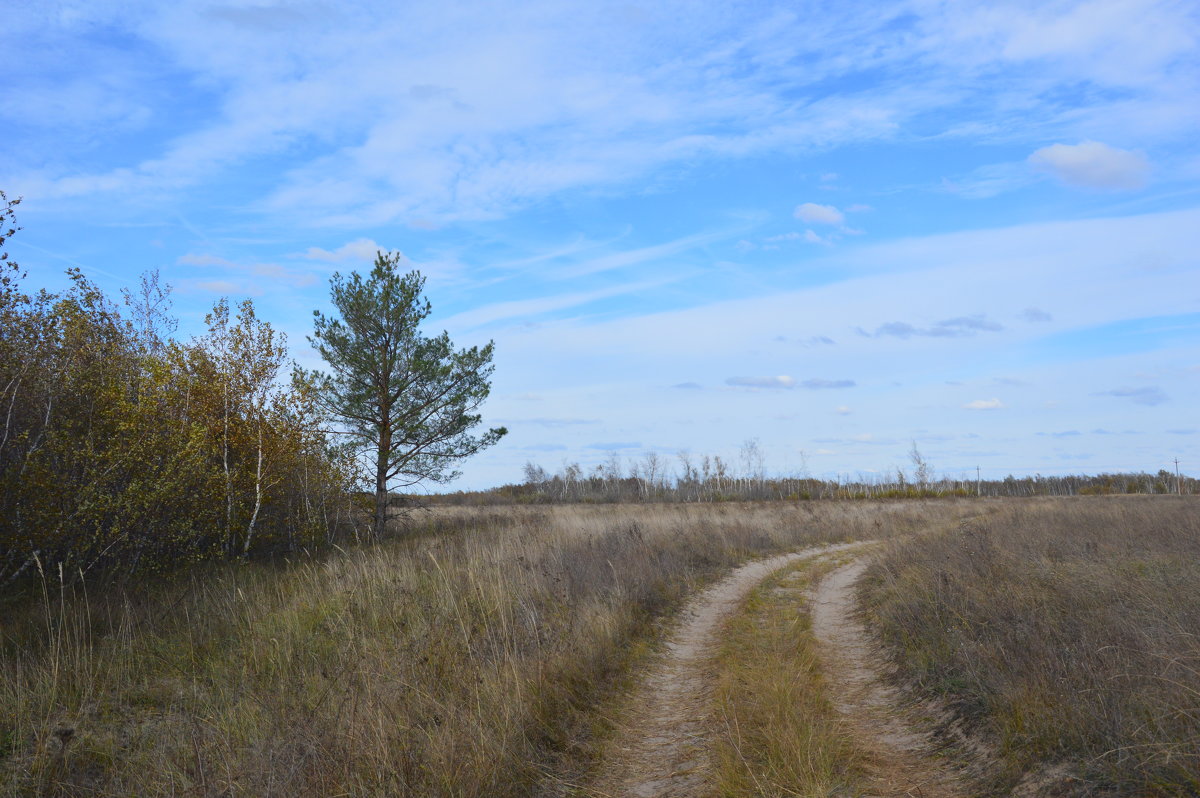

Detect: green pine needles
[309, 251, 506, 535]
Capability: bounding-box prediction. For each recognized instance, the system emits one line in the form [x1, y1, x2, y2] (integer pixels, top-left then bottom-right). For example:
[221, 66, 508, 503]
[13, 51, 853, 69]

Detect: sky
[3, 0, 1199, 489]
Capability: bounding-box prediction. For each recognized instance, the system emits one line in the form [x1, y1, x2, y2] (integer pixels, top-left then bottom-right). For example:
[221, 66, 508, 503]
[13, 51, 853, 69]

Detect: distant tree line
[434, 445, 1195, 506]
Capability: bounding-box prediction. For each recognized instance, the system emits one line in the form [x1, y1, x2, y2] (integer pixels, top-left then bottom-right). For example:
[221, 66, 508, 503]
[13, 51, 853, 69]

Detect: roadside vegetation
[0, 501, 960, 796]
[861, 496, 1200, 796]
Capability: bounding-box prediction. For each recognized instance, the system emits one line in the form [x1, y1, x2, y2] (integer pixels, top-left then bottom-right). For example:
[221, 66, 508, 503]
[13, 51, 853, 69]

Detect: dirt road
[587, 542, 868, 798]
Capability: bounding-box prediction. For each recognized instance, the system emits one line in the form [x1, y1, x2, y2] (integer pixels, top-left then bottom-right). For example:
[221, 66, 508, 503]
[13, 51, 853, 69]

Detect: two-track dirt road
[586, 543, 964, 798]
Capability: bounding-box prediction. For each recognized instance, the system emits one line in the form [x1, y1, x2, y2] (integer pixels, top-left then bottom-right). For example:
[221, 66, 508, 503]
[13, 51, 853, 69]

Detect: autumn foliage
[0, 199, 357, 585]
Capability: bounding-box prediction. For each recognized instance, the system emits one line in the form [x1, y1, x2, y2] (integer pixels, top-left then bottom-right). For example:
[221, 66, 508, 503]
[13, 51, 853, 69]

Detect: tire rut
[810, 559, 965, 798]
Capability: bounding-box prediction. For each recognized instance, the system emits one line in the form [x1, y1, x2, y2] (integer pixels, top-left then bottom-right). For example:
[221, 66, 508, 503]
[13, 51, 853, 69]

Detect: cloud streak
[866, 314, 1004, 339]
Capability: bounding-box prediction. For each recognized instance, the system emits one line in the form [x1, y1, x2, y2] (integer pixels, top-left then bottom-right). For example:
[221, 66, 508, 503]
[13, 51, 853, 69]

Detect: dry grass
[861, 496, 1200, 796]
[0, 500, 967, 796]
[711, 554, 865, 797]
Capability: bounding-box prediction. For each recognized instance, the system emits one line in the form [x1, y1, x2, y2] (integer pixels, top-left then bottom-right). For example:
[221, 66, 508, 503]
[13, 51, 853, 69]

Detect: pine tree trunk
[374, 425, 390, 539]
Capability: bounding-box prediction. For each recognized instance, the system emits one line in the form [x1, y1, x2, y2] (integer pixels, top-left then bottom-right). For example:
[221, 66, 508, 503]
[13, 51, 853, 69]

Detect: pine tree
[309, 251, 505, 535]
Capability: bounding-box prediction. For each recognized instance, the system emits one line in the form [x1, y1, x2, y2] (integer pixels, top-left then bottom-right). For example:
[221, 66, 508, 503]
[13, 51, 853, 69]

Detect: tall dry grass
[1, 500, 967, 796]
[861, 496, 1200, 796]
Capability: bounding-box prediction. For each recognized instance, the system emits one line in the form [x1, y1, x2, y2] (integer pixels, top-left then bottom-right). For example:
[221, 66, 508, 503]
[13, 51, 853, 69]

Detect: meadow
[1, 500, 956, 797]
[4, 495, 1197, 796]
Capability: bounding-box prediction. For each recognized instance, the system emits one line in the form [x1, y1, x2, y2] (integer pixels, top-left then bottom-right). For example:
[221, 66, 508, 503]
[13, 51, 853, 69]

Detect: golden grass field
[3, 496, 1197, 796]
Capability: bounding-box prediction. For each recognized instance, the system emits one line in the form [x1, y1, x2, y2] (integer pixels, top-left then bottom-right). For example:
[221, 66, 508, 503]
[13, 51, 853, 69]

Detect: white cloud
[804, 229, 831, 245]
[300, 238, 386, 262]
[1028, 141, 1150, 190]
[963, 398, 1004, 410]
[794, 202, 845, 225]
[835, 405, 851, 415]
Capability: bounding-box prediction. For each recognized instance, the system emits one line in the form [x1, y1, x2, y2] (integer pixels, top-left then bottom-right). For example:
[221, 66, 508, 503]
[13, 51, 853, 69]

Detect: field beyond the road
[863, 495, 1200, 795]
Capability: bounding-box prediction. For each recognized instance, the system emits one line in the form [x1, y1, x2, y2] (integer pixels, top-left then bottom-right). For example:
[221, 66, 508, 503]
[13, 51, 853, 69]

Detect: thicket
[0, 194, 356, 586]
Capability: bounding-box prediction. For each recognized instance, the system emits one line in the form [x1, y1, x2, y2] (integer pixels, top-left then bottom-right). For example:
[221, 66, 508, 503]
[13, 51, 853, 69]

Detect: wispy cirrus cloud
[177, 252, 319, 288]
[9, 0, 1194, 226]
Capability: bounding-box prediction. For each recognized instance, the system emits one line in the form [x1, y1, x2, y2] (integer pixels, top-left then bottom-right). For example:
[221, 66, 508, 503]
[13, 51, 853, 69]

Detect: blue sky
[4, 0, 1198, 489]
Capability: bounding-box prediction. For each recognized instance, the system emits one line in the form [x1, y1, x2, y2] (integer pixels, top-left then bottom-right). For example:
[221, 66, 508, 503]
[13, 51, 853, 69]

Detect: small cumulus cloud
[734, 239, 756, 253]
[1037, 430, 1081, 438]
[672, 382, 703, 390]
[803, 229, 832, 245]
[1095, 386, 1168, 406]
[794, 202, 845, 225]
[300, 238, 387, 262]
[1028, 141, 1150, 190]
[845, 204, 873, 213]
[1019, 307, 1053, 322]
[764, 231, 803, 242]
[835, 405, 851, 415]
[726, 375, 796, 389]
[964, 398, 1004, 410]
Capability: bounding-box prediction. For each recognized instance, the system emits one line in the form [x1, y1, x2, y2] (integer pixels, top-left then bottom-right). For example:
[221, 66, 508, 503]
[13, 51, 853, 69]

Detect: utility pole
[1176, 458, 1182, 495]
[976, 465, 981, 497]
